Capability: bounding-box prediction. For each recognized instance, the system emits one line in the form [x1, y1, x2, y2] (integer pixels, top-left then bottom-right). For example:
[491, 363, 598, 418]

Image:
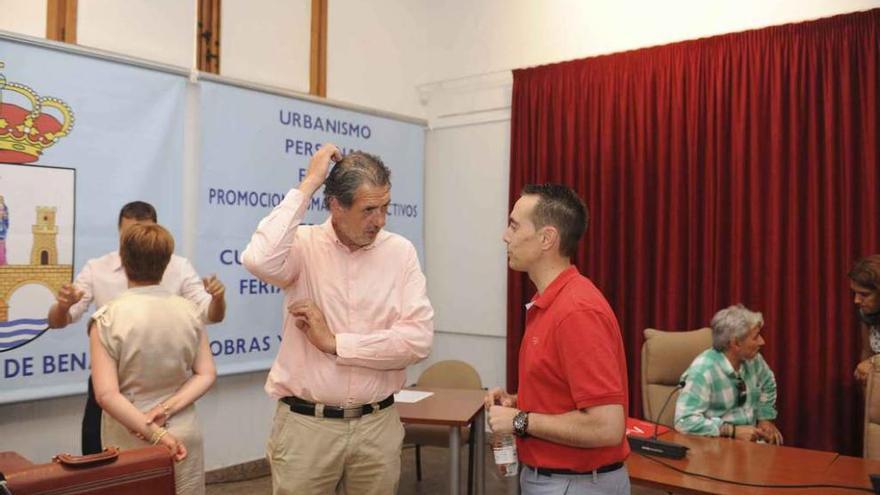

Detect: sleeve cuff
[756, 411, 778, 421]
[709, 417, 724, 436]
[68, 303, 86, 324]
[335, 333, 358, 360]
[574, 393, 626, 410]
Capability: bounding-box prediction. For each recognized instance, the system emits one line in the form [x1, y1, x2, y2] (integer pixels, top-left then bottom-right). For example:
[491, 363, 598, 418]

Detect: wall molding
[418, 70, 512, 129]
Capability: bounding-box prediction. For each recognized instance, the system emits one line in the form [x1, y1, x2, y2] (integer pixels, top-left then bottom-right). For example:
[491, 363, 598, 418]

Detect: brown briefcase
[0, 446, 175, 495]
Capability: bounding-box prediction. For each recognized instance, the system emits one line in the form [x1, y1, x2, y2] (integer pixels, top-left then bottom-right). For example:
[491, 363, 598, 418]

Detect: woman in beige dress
[89, 223, 216, 495]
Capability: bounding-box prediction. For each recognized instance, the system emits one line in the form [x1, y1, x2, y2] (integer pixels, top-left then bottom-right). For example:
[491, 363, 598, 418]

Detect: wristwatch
[513, 410, 529, 437]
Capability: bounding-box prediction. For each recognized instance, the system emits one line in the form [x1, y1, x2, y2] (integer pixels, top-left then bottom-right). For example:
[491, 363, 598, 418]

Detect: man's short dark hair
[323, 151, 391, 209]
[117, 201, 157, 227]
[522, 184, 589, 258]
[849, 255, 880, 292]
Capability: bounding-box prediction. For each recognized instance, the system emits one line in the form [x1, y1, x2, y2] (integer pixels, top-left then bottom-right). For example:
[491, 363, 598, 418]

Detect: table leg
[449, 425, 461, 495]
[474, 408, 485, 495]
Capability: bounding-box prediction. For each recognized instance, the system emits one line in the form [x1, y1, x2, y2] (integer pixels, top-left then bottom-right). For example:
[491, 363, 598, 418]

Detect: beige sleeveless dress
[92, 285, 206, 495]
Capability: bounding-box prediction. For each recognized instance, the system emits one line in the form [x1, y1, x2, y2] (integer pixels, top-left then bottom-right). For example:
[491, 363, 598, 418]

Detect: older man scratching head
[242, 143, 434, 495]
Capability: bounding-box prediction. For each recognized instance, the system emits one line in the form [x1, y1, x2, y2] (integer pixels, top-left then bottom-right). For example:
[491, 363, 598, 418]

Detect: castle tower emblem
[0, 61, 75, 164]
[31, 206, 58, 265]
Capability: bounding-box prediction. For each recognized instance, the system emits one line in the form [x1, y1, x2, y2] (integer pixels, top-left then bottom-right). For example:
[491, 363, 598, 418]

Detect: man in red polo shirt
[486, 184, 630, 494]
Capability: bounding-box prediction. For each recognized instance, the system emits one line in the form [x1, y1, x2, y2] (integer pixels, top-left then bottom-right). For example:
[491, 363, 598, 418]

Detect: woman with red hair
[89, 223, 216, 494]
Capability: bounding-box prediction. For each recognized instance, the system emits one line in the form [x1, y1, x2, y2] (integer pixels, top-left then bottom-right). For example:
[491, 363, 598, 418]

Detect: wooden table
[396, 387, 487, 495]
[626, 430, 875, 494]
[822, 455, 880, 494]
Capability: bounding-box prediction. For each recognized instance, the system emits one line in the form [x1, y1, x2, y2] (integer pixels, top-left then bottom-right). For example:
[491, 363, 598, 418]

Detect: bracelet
[150, 427, 168, 445]
[160, 402, 171, 418]
[721, 423, 734, 438]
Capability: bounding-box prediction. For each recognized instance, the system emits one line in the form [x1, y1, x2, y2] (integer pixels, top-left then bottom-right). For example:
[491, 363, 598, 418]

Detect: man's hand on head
[300, 143, 343, 195]
[288, 299, 337, 355]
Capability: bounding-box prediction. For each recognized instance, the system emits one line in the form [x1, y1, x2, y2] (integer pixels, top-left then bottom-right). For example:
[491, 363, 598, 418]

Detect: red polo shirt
[517, 266, 630, 471]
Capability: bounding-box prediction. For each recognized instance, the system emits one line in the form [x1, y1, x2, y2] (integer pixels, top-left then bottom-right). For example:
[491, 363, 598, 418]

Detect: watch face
[514, 412, 527, 436]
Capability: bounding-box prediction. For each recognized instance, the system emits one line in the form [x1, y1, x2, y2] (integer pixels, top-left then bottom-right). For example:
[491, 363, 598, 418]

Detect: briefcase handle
[52, 448, 119, 468]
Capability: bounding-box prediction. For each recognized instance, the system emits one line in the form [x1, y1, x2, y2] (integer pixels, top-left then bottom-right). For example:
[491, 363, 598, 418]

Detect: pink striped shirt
[242, 189, 434, 406]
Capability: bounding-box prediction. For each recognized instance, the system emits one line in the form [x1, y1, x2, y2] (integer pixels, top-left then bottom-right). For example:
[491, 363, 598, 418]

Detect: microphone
[869, 473, 880, 494]
[627, 380, 689, 459]
[653, 380, 685, 440]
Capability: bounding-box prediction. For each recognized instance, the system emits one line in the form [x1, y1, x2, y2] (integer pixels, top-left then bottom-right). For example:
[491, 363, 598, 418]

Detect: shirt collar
[126, 285, 167, 295]
[320, 218, 384, 252]
[713, 348, 752, 378]
[530, 266, 579, 310]
[712, 349, 738, 377]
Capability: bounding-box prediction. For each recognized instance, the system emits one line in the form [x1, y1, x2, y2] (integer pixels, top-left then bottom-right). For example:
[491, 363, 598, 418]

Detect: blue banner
[197, 81, 425, 374]
[0, 39, 186, 403]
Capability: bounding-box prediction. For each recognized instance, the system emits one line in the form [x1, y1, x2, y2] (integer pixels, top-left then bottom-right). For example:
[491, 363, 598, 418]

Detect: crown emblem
[0, 62, 75, 164]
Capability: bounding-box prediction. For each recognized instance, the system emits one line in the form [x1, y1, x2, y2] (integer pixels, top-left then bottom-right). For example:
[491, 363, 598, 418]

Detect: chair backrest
[416, 360, 482, 390]
[641, 327, 713, 427]
[865, 356, 880, 459]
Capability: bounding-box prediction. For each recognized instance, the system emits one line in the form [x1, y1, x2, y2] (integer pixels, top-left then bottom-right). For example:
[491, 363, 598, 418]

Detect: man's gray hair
[322, 151, 391, 209]
[710, 304, 764, 351]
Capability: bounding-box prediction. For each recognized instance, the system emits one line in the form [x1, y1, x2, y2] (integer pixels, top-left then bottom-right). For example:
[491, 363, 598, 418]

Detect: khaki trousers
[267, 400, 405, 495]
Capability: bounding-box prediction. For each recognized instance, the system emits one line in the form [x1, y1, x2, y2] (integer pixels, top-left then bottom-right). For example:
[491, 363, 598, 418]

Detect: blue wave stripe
[0, 328, 45, 338]
[0, 319, 48, 328]
[0, 338, 37, 349]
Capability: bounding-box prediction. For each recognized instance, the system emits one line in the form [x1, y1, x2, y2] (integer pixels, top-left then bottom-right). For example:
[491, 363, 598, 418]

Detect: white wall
[77, 0, 196, 69]
[405, 115, 512, 389]
[327, 0, 429, 118]
[407, 331, 507, 391]
[423, 119, 510, 340]
[221, 0, 311, 92]
[0, 0, 47, 38]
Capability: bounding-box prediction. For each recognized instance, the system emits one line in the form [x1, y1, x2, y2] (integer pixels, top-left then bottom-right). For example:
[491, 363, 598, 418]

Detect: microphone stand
[628, 381, 689, 459]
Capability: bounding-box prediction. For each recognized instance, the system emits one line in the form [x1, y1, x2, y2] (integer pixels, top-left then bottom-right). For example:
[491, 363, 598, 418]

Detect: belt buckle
[343, 407, 363, 419]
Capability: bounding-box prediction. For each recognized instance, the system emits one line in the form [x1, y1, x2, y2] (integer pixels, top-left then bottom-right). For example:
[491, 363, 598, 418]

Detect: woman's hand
[159, 431, 188, 462]
[855, 358, 873, 383]
[144, 403, 169, 427]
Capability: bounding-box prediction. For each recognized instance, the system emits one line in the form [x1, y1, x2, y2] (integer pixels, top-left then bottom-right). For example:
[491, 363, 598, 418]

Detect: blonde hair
[120, 223, 174, 283]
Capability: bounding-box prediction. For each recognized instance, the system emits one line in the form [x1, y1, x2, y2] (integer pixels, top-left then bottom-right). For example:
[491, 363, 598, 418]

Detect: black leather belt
[532, 461, 624, 476]
[281, 394, 395, 419]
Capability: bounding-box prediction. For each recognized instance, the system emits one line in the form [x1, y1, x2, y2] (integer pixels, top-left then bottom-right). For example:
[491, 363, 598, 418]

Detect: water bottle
[491, 432, 519, 477]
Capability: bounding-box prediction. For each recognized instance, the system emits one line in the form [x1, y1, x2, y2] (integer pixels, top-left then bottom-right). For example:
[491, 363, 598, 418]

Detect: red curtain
[508, 9, 880, 454]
